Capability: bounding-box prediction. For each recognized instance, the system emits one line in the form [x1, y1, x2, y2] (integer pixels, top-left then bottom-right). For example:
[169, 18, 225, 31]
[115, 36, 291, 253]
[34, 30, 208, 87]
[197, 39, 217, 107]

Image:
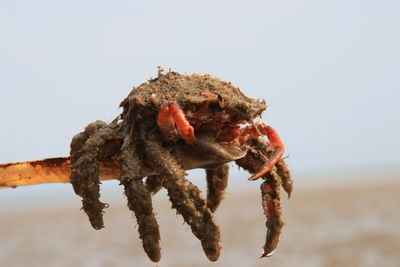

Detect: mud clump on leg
[145, 175, 163, 195]
[206, 164, 229, 213]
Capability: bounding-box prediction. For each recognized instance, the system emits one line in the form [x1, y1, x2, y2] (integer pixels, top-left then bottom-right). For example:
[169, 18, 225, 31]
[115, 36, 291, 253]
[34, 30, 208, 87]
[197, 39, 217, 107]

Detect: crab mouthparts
[174, 134, 247, 170]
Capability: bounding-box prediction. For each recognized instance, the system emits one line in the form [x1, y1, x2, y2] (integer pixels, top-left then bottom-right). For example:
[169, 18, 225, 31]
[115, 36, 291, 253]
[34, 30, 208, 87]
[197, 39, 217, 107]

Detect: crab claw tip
[260, 249, 276, 258]
[248, 172, 263, 181]
[248, 175, 259, 181]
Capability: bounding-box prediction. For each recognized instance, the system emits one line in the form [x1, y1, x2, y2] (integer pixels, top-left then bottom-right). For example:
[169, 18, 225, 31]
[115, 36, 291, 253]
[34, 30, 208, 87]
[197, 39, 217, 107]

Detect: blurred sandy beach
[0, 175, 399, 267]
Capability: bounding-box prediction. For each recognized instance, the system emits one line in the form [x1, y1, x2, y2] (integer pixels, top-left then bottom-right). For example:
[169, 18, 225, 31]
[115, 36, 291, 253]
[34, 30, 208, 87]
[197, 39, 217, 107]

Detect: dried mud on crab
[0, 69, 293, 262]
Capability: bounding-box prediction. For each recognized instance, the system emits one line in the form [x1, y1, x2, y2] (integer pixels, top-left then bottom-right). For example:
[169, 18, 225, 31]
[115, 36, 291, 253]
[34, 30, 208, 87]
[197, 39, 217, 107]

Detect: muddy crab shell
[120, 71, 267, 122]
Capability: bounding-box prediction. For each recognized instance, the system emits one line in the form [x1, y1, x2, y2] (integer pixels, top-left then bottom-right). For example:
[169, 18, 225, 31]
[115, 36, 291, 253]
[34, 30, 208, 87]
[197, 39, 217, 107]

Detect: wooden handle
[0, 157, 120, 188]
[0, 141, 247, 189]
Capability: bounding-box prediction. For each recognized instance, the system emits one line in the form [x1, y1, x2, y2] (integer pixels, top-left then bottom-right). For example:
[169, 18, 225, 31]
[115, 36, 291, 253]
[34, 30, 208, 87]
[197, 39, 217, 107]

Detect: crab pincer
[246, 123, 285, 181]
[157, 101, 195, 144]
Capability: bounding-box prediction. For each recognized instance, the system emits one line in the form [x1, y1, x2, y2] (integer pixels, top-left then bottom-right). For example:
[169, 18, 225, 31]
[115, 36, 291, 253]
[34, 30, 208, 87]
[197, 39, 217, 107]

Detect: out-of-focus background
[0, 1, 399, 266]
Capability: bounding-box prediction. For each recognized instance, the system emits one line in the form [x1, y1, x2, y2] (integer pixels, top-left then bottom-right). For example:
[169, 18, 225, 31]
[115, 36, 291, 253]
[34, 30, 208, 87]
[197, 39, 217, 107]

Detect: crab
[0, 69, 293, 262]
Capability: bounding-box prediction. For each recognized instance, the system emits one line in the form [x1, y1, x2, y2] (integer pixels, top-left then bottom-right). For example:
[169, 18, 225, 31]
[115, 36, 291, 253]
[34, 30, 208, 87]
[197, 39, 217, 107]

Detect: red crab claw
[157, 101, 196, 144]
[240, 122, 285, 181]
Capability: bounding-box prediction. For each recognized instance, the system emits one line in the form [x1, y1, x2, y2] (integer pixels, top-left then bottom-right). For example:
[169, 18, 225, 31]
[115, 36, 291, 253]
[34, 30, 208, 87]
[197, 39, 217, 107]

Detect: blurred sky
[0, 0, 399, 192]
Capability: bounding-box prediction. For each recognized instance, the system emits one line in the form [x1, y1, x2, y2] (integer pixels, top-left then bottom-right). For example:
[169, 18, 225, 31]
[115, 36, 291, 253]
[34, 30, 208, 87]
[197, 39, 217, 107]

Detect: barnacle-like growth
[0, 69, 293, 262]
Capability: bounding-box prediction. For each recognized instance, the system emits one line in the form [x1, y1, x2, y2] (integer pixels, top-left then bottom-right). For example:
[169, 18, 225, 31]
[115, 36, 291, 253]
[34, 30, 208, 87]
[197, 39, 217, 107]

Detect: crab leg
[260, 172, 283, 258]
[157, 101, 195, 144]
[120, 139, 161, 262]
[205, 164, 229, 213]
[70, 121, 117, 230]
[275, 160, 293, 198]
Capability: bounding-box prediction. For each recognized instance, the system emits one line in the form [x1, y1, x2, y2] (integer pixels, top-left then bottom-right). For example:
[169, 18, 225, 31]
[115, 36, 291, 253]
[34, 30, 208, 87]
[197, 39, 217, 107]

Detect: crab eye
[217, 94, 225, 109]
